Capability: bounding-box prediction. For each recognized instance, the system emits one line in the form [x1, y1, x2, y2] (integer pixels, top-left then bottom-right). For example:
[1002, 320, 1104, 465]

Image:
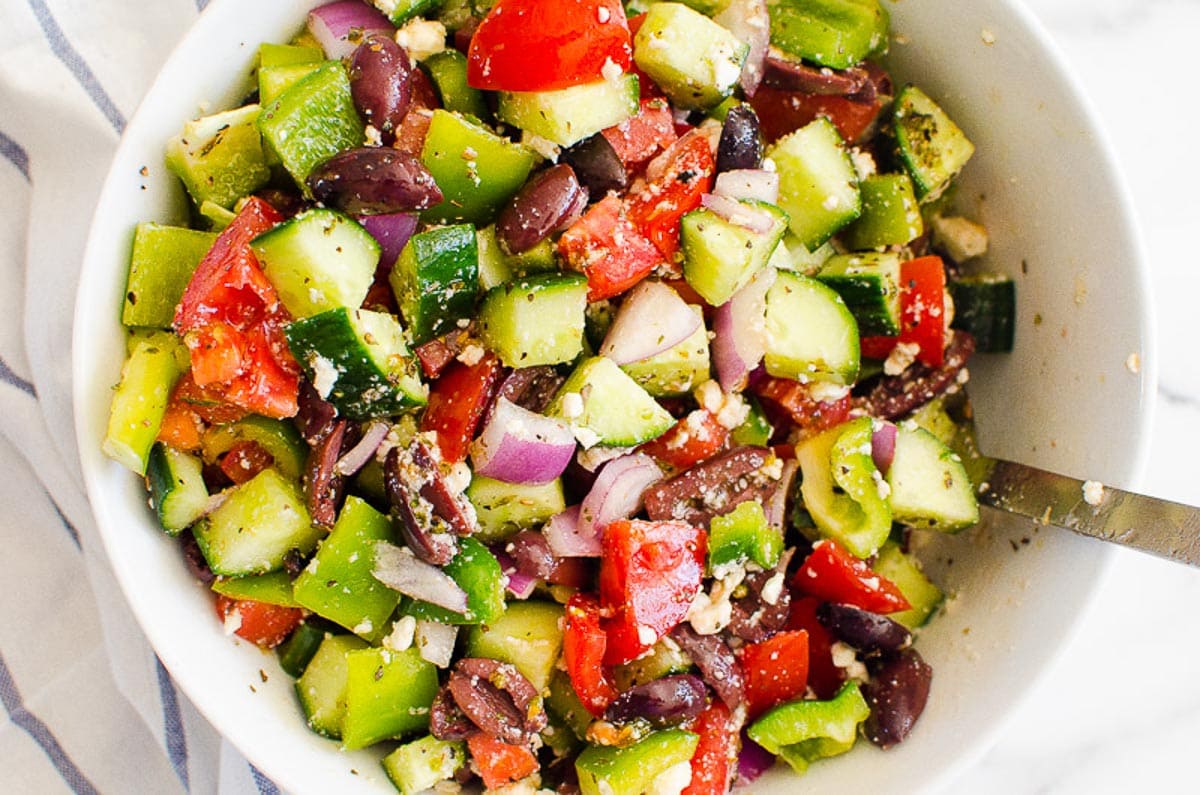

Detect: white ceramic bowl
[74, 1, 1155, 793]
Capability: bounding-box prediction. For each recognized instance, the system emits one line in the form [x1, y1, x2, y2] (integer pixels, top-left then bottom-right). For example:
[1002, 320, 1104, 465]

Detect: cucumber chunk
[769, 118, 861, 250]
[475, 224, 557, 290]
[382, 735, 467, 795]
[122, 224, 216, 329]
[390, 223, 480, 346]
[466, 476, 567, 543]
[251, 208, 380, 319]
[840, 173, 923, 250]
[497, 74, 641, 148]
[146, 443, 209, 535]
[373, 0, 442, 25]
[681, 201, 789, 306]
[285, 307, 426, 419]
[342, 646, 439, 749]
[764, 271, 860, 385]
[886, 425, 979, 531]
[192, 468, 320, 576]
[200, 415, 308, 481]
[276, 618, 330, 677]
[547, 357, 675, 448]
[257, 42, 324, 105]
[767, 0, 890, 70]
[165, 104, 271, 209]
[292, 497, 402, 643]
[466, 600, 564, 693]
[948, 274, 1015, 353]
[872, 540, 944, 629]
[420, 110, 538, 225]
[478, 273, 588, 368]
[296, 634, 369, 739]
[633, 3, 748, 111]
[612, 637, 693, 692]
[893, 84, 975, 202]
[103, 332, 186, 474]
[815, 251, 902, 337]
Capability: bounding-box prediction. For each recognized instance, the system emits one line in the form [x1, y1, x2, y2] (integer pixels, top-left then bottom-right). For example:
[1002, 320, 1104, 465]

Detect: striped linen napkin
[1, 0, 280, 792]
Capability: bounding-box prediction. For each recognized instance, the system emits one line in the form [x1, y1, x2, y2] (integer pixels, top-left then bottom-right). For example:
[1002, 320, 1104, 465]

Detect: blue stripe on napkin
[0, 356, 36, 398]
[0, 651, 101, 795]
[155, 656, 190, 791]
[0, 130, 31, 182]
[24, 0, 127, 133]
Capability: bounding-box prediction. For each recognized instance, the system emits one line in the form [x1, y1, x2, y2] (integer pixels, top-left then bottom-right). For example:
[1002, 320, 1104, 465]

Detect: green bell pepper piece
[730, 395, 772, 447]
[708, 500, 784, 570]
[420, 110, 538, 226]
[211, 571, 301, 608]
[342, 645, 440, 749]
[796, 417, 891, 558]
[777, 734, 857, 775]
[292, 497, 403, 643]
[407, 537, 506, 625]
[747, 680, 870, 755]
[576, 729, 700, 795]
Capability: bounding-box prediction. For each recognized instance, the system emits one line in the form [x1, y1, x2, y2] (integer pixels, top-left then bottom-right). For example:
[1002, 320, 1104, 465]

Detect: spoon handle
[977, 458, 1200, 567]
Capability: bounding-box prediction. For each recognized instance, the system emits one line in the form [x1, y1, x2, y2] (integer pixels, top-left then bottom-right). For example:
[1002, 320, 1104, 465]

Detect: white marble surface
[950, 0, 1200, 791]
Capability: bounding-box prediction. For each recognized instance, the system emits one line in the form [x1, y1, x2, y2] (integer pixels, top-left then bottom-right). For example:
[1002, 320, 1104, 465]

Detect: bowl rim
[71, 0, 1157, 792]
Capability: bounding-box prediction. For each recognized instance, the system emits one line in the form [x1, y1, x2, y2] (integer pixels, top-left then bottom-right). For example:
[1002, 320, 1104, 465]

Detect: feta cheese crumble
[1082, 480, 1105, 506]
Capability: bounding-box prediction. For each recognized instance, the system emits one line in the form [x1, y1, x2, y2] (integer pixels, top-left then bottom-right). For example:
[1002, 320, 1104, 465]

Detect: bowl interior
[73, 1, 1154, 793]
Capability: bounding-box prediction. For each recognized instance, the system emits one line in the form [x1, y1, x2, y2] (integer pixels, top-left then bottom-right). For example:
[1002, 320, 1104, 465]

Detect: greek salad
[103, 0, 1016, 792]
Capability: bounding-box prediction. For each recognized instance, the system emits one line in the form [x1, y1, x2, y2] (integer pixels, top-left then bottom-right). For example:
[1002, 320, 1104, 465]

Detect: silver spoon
[975, 456, 1200, 567]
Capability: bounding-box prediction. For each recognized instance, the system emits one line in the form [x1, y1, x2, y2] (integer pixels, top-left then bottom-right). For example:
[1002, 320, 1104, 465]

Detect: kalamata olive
[853, 331, 976, 420]
[716, 105, 763, 173]
[349, 34, 413, 143]
[495, 366, 565, 416]
[448, 657, 547, 745]
[862, 649, 933, 749]
[304, 418, 347, 528]
[560, 133, 628, 201]
[816, 602, 912, 655]
[763, 54, 870, 96]
[644, 446, 779, 526]
[729, 549, 794, 643]
[307, 147, 443, 215]
[253, 187, 309, 219]
[384, 444, 461, 566]
[294, 381, 339, 445]
[603, 674, 707, 728]
[429, 685, 475, 741]
[495, 164, 587, 254]
[669, 625, 744, 710]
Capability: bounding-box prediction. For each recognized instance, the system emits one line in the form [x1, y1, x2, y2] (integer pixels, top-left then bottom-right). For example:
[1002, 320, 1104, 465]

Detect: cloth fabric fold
[1, 0, 272, 792]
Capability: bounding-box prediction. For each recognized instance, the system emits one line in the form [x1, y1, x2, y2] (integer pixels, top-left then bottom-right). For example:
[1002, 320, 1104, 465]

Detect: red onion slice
[307, 1, 394, 60]
[599, 281, 702, 366]
[494, 549, 539, 599]
[715, 0, 770, 96]
[470, 398, 576, 485]
[578, 454, 663, 540]
[358, 212, 418, 268]
[714, 169, 780, 205]
[764, 458, 798, 532]
[372, 542, 469, 613]
[737, 732, 776, 783]
[712, 267, 777, 392]
[700, 193, 777, 234]
[543, 505, 598, 558]
[871, 420, 898, 475]
[335, 420, 390, 476]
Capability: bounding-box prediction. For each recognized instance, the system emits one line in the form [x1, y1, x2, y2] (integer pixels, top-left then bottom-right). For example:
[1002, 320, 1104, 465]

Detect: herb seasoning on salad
[103, 0, 1018, 792]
